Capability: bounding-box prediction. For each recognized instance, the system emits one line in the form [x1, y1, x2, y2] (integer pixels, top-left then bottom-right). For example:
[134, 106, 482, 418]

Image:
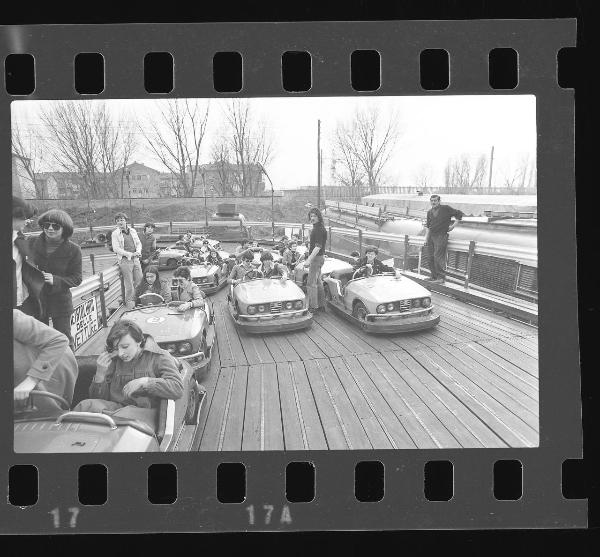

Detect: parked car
[292, 254, 353, 289]
[123, 297, 215, 381]
[13, 354, 204, 453]
[322, 266, 440, 333]
[227, 271, 313, 334]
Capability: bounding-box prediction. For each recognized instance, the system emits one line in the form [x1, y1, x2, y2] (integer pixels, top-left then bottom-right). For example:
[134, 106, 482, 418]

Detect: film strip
[1, 20, 584, 533]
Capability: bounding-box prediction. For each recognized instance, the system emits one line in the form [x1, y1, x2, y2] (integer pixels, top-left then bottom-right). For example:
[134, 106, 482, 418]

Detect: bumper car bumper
[233, 310, 313, 333]
[361, 311, 440, 333]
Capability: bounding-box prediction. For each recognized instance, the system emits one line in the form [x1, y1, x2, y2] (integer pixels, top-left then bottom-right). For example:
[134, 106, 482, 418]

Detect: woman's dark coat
[27, 234, 83, 317]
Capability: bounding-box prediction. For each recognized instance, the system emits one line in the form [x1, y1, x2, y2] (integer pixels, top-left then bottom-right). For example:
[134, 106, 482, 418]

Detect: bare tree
[413, 163, 434, 190]
[223, 100, 274, 196]
[331, 121, 364, 196]
[40, 100, 138, 198]
[444, 154, 487, 190]
[351, 106, 399, 195]
[140, 99, 210, 197]
[11, 122, 45, 198]
[500, 155, 536, 190]
[209, 132, 234, 196]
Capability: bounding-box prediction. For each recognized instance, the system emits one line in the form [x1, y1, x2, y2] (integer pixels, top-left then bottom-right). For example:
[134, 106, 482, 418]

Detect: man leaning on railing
[423, 194, 463, 284]
[111, 212, 143, 309]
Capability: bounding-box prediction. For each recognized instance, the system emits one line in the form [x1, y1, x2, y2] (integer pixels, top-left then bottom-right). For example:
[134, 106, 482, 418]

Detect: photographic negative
[2, 19, 583, 533]
[11, 95, 539, 452]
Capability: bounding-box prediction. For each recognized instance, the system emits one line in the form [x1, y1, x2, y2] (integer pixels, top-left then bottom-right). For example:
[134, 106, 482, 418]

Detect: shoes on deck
[430, 278, 445, 284]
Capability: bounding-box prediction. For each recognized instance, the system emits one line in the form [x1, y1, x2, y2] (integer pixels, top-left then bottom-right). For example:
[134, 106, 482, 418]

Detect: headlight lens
[412, 298, 422, 308]
[422, 297, 431, 307]
[387, 303, 395, 311]
[247, 305, 257, 314]
[166, 343, 176, 354]
[294, 300, 303, 309]
[285, 301, 294, 310]
[376, 304, 387, 314]
[179, 342, 193, 354]
[258, 305, 266, 313]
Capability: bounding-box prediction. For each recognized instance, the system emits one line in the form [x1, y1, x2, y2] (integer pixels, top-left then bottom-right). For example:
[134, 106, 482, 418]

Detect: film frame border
[0, 19, 583, 533]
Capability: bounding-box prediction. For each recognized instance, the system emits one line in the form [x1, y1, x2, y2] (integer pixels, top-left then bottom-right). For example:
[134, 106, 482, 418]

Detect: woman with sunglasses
[27, 209, 82, 351]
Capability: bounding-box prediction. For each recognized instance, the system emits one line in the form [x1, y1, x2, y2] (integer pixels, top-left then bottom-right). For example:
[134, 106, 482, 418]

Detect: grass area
[27, 194, 317, 229]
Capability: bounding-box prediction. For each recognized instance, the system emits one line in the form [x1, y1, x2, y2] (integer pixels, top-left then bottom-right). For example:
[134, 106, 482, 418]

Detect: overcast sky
[12, 95, 536, 189]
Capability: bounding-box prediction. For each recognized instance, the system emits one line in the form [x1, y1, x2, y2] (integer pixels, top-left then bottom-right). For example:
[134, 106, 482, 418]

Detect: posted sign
[70, 297, 101, 350]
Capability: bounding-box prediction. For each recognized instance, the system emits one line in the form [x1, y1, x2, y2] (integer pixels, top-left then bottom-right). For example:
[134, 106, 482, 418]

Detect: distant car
[227, 271, 312, 334]
[322, 265, 440, 334]
[292, 254, 353, 289]
[123, 296, 215, 381]
[170, 258, 229, 296]
[151, 239, 222, 269]
[13, 354, 204, 453]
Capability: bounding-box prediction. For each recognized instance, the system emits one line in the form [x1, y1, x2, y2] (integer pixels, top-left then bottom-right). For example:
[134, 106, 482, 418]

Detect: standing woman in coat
[28, 209, 82, 351]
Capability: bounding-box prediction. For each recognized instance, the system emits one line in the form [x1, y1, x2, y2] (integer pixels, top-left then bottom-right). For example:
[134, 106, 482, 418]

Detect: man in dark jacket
[12, 196, 44, 319]
[424, 194, 464, 283]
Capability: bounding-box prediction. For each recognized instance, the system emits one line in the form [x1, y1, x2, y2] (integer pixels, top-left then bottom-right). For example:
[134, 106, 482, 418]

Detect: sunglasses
[42, 222, 62, 231]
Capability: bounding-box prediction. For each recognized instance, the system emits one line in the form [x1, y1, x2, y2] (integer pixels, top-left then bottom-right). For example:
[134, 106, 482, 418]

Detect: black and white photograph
[12, 94, 538, 453]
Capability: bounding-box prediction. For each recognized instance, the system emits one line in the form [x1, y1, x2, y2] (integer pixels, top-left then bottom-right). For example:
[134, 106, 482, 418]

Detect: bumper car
[227, 270, 313, 334]
[322, 266, 440, 334]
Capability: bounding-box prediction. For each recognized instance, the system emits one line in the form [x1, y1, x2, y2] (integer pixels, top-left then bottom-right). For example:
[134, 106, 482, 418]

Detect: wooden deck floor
[193, 289, 539, 451]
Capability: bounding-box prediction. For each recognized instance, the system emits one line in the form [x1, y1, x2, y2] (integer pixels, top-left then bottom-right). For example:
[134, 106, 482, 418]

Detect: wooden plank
[194, 346, 223, 450]
[276, 362, 308, 450]
[221, 366, 249, 451]
[242, 364, 284, 450]
[408, 348, 538, 447]
[455, 343, 538, 397]
[284, 329, 328, 361]
[263, 363, 285, 450]
[475, 339, 539, 377]
[356, 353, 459, 449]
[329, 357, 393, 449]
[288, 361, 329, 450]
[435, 295, 537, 336]
[262, 334, 298, 363]
[498, 336, 539, 359]
[303, 324, 347, 358]
[311, 312, 382, 355]
[213, 301, 248, 367]
[446, 343, 539, 403]
[340, 355, 418, 448]
[381, 352, 489, 448]
[304, 359, 352, 449]
[235, 328, 274, 365]
[390, 351, 509, 448]
[430, 344, 539, 429]
[313, 358, 372, 449]
[198, 366, 236, 451]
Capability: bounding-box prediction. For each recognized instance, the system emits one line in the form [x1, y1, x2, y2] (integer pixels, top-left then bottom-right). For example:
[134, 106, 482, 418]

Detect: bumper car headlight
[387, 303, 395, 311]
[166, 344, 176, 354]
[412, 298, 422, 308]
[285, 301, 294, 310]
[247, 305, 257, 315]
[179, 342, 193, 354]
[422, 297, 431, 308]
[376, 304, 387, 314]
[258, 305, 266, 313]
[294, 300, 303, 309]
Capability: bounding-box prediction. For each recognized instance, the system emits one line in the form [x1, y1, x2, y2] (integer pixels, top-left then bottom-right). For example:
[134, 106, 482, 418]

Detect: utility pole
[317, 119, 321, 209]
[488, 146, 495, 190]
